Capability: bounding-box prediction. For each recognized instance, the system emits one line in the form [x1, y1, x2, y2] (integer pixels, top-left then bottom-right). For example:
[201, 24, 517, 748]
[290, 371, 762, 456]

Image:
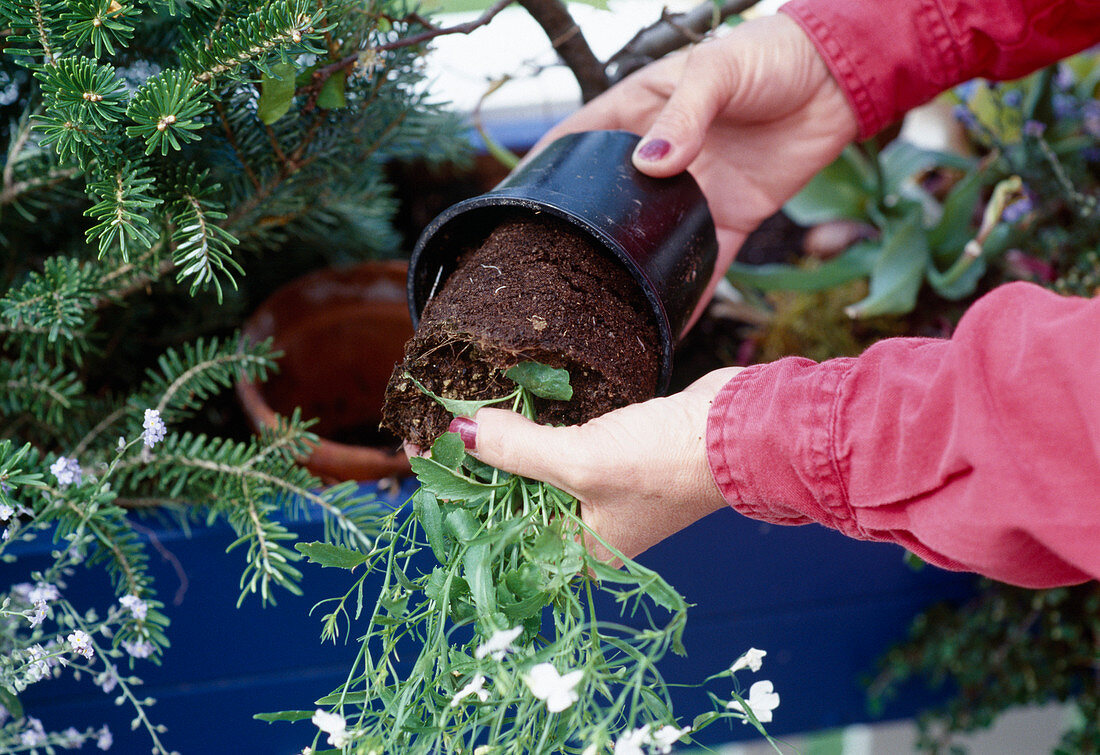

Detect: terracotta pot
[236, 261, 413, 483]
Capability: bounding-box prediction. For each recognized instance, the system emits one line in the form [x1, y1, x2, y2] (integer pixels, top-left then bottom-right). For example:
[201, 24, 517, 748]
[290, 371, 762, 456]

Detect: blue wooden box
[10, 481, 976, 753]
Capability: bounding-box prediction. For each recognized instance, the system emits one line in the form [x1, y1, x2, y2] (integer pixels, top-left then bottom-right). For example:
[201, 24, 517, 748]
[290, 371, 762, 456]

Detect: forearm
[706, 282, 1100, 587]
[781, 0, 1100, 137]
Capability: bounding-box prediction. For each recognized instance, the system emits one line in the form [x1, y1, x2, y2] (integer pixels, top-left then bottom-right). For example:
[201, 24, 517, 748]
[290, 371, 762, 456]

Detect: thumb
[631, 47, 731, 177]
[448, 409, 584, 494]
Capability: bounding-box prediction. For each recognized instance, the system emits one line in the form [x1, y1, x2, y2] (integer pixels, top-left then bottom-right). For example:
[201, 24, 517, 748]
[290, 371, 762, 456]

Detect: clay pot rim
[235, 260, 412, 484]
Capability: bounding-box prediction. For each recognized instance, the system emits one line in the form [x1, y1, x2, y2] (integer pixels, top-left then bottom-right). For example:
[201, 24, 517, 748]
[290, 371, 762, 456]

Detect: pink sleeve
[780, 0, 1100, 138]
[705, 282, 1100, 587]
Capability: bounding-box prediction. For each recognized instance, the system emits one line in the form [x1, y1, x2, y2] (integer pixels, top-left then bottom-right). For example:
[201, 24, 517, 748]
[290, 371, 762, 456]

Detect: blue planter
[9, 482, 976, 753]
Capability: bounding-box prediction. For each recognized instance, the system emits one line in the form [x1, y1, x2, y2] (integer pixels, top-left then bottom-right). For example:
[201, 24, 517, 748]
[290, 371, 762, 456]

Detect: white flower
[142, 408, 166, 448]
[522, 662, 583, 713]
[122, 639, 154, 658]
[97, 666, 119, 693]
[24, 644, 51, 683]
[727, 680, 780, 723]
[50, 456, 82, 487]
[613, 725, 649, 755]
[450, 674, 489, 707]
[20, 717, 46, 746]
[119, 594, 148, 621]
[68, 629, 95, 660]
[28, 599, 48, 628]
[61, 726, 85, 749]
[475, 625, 523, 660]
[0, 502, 12, 521]
[96, 725, 113, 750]
[312, 709, 351, 748]
[650, 724, 691, 754]
[730, 648, 767, 674]
[29, 582, 60, 604]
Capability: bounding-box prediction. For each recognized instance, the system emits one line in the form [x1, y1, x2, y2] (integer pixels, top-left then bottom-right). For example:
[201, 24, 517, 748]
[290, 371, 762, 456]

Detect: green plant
[271, 363, 780, 754]
[0, 0, 466, 749]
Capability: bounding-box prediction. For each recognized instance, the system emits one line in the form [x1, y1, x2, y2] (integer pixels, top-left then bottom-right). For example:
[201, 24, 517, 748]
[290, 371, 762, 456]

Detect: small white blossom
[650, 724, 691, 753]
[475, 625, 523, 660]
[312, 709, 350, 748]
[60, 726, 86, 749]
[96, 666, 119, 693]
[50, 456, 83, 487]
[96, 725, 112, 750]
[142, 409, 166, 448]
[0, 502, 12, 521]
[613, 725, 649, 755]
[28, 599, 48, 628]
[523, 662, 583, 713]
[29, 582, 60, 604]
[24, 644, 52, 683]
[450, 674, 489, 707]
[20, 717, 46, 747]
[730, 648, 767, 674]
[122, 639, 154, 658]
[68, 629, 95, 660]
[119, 594, 148, 621]
[727, 680, 780, 724]
[117, 436, 126, 452]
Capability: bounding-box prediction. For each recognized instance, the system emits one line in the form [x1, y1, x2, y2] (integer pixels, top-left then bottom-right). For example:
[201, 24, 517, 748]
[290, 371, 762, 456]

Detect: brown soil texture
[382, 214, 660, 446]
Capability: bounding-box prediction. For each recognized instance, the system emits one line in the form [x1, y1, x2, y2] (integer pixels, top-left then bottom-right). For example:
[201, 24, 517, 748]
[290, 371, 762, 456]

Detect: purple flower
[1023, 120, 1047, 138]
[50, 456, 82, 487]
[1002, 196, 1034, 224]
[952, 104, 979, 129]
[141, 408, 166, 448]
[1082, 101, 1100, 138]
[1055, 64, 1076, 91]
[1002, 89, 1023, 108]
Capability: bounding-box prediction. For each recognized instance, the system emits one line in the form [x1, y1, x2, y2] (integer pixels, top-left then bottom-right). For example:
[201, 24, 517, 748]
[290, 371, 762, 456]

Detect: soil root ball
[382, 215, 661, 446]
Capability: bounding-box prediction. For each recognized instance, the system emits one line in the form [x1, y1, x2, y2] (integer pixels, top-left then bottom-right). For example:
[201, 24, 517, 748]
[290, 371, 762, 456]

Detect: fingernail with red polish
[635, 138, 671, 162]
[448, 416, 478, 452]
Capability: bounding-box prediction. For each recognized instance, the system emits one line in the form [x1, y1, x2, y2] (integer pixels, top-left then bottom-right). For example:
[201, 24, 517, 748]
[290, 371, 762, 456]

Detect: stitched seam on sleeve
[823, 360, 865, 538]
[918, 0, 967, 92]
[783, 4, 884, 138]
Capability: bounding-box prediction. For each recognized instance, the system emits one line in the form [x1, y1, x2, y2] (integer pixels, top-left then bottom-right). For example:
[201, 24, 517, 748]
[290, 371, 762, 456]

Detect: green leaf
[726, 240, 879, 293]
[316, 70, 347, 109]
[463, 540, 495, 618]
[0, 688, 23, 721]
[405, 374, 515, 418]
[505, 362, 573, 401]
[845, 208, 930, 318]
[928, 167, 986, 261]
[783, 146, 875, 225]
[430, 432, 465, 470]
[294, 541, 369, 570]
[413, 488, 450, 562]
[258, 62, 298, 124]
[409, 456, 504, 504]
[254, 710, 315, 723]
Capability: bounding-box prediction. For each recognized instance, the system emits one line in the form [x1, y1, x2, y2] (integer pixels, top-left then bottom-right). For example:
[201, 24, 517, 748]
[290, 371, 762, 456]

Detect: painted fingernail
[448, 416, 478, 452]
[635, 138, 671, 162]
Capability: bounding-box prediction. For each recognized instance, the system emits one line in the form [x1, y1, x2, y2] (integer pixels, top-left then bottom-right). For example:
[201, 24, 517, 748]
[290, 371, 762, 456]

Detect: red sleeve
[705, 282, 1100, 587]
[780, 0, 1100, 138]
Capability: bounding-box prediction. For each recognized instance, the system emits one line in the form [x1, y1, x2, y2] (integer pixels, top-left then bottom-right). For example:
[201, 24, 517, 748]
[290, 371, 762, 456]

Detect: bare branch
[516, 0, 608, 102]
[605, 0, 758, 84]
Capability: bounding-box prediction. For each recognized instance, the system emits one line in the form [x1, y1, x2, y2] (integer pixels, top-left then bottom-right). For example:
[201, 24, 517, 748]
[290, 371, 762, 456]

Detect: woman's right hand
[531, 12, 860, 328]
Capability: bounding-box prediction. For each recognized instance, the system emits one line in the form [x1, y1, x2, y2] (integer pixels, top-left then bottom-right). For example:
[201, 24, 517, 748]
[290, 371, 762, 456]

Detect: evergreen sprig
[0, 0, 66, 66]
[60, 0, 141, 59]
[167, 177, 241, 301]
[181, 0, 327, 84]
[84, 163, 162, 259]
[0, 255, 100, 360]
[125, 70, 208, 156]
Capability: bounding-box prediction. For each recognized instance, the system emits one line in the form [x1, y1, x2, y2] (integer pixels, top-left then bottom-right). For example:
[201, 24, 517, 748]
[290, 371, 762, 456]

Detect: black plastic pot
[407, 129, 718, 393]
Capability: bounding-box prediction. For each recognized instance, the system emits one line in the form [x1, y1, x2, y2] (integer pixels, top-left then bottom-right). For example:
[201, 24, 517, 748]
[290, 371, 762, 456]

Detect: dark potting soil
[382, 214, 661, 447]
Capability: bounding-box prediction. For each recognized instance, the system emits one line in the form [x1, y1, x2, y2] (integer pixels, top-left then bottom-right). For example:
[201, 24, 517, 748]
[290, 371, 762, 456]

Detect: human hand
[530, 13, 859, 330]
[449, 367, 744, 563]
